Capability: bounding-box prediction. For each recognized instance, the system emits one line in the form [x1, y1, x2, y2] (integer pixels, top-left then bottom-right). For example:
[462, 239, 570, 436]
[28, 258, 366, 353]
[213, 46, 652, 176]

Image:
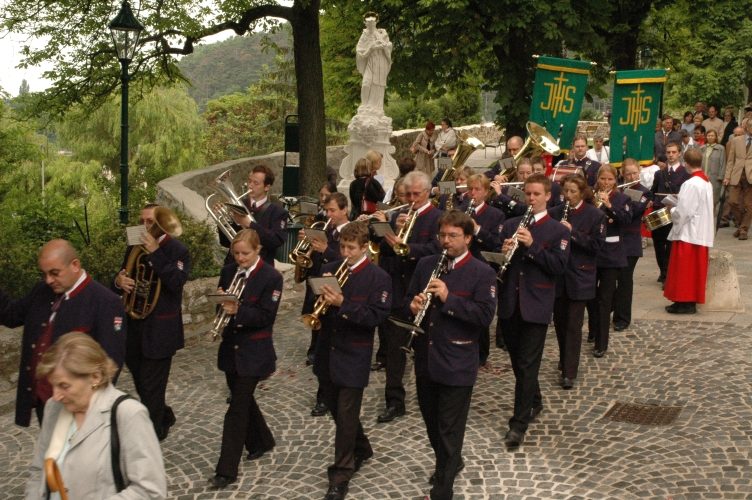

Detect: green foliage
[178, 32, 290, 110]
[176, 214, 222, 279]
[385, 86, 481, 130]
[0, 101, 43, 189]
[580, 108, 604, 121]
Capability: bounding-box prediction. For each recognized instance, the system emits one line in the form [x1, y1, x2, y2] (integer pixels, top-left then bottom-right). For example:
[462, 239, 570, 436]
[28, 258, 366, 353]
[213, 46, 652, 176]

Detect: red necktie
[32, 295, 64, 402]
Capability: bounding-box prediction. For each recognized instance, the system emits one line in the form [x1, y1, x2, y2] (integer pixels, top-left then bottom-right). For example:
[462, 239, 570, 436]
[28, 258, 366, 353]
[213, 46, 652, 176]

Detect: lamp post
[109, 0, 143, 224]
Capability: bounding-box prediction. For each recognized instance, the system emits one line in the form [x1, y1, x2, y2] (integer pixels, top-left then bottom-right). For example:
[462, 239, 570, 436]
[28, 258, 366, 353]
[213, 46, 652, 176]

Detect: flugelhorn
[393, 203, 417, 257]
[392, 249, 450, 354]
[301, 260, 351, 330]
[205, 169, 255, 241]
[496, 205, 534, 283]
[209, 268, 248, 341]
[290, 218, 331, 270]
[122, 207, 182, 320]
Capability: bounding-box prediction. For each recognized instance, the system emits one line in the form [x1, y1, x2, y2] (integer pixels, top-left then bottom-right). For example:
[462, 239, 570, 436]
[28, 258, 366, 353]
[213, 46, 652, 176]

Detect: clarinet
[496, 205, 534, 283]
[561, 200, 571, 223]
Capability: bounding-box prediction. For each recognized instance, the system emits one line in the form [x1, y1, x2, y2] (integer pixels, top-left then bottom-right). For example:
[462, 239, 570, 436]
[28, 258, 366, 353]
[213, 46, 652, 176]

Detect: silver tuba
[205, 169, 255, 241]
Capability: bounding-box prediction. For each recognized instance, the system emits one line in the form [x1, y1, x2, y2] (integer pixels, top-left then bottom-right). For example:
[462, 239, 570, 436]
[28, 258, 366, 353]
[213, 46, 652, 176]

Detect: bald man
[0, 239, 126, 426]
[484, 136, 523, 182]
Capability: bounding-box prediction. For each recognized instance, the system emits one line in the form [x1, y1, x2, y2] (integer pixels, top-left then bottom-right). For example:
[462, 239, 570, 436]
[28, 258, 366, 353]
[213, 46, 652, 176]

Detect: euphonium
[399, 249, 450, 354]
[301, 260, 351, 330]
[205, 169, 255, 241]
[496, 205, 534, 283]
[289, 218, 331, 270]
[122, 207, 182, 320]
[209, 268, 248, 341]
[393, 203, 418, 256]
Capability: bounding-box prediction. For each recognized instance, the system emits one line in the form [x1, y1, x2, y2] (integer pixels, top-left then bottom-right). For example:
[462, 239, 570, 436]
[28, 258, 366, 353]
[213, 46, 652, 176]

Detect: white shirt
[586, 146, 610, 164]
[640, 164, 660, 189]
[435, 128, 457, 152]
[667, 173, 714, 247]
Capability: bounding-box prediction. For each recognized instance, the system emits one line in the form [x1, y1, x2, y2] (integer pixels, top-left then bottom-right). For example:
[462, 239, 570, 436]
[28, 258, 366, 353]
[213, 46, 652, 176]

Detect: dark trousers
[416, 378, 473, 500]
[478, 327, 490, 364]
[307, 329, 319, 357]
[374, 326, 387, 365]
[383, 318, 409, 409]
[651, 223, 673, 279]
[215, 373, 275, 478]
[613, 256, 639, 326]
[125, 320, 173, 440]
[553, 297, 586, 379]
[500, 307, 547, 433]
[320, 380, 372, 486]
[587, 267, 620, 353]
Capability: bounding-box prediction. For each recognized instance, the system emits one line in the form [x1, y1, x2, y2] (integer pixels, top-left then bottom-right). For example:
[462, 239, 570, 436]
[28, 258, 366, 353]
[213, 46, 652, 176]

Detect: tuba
[122, 207, 182, 319]
[439, 133, 485, 182]
[205, 169, 255, 241]
[301, 260, 351, 330]
[488, 121, 562, 181]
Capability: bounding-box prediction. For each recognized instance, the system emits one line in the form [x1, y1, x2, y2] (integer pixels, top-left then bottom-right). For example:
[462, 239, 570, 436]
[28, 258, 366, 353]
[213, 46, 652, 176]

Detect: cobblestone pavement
[2, 302, 751, 499]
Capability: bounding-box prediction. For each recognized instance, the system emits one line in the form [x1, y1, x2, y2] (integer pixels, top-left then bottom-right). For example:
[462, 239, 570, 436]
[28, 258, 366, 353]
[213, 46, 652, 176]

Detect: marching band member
[1, 239, 125, 427]
[465, 174, 505, 365]
[498, 174, 570, 448]
[612, 159, 650, 331]
[434, 167, 472, 211]
[489, 159, 534, 218]
[300, 193, 350, 418]
[209, 229, 283, 489]
[663, 148, 714, 314]
[483, 135, 523, 182]
[407, 211, 496, 500]
[570, 134, 600, 186]
[220, 164, 289, 266]
[550, 175, 605, 389]
[376, 171, 442, 423]
[649, 142, 690, 284]
[313, 222, 392, 500]
[586, 166, 631, 358]
[114, 204, 190, 440]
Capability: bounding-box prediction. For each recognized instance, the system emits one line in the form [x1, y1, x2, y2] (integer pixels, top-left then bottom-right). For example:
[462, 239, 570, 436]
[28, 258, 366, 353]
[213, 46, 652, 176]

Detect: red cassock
[663, 241, 709, 303]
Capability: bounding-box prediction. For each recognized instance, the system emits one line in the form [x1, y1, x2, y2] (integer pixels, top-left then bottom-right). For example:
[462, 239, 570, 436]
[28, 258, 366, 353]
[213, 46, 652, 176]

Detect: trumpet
[497, 205, 534, 283]
[357, 204, 409, 222]
[301, 260, 351, 330]
[594, 190, 612, 209]
[393, 203, 417, 256]
[289, 218, 331, 270]
[205, 169, 255, 241]
[209, 269, 248, 341]
[397, 249, 451, 354]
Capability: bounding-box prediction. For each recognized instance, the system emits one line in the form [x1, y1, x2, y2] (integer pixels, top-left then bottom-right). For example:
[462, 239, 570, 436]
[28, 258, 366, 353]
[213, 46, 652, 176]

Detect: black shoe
[665, 302, 697, 314]
[719, 221, 730, 228]
[246, 445, 274, 461]
[530, 404, 544, 420]
[370, 361, 385, 371]
[376, 406, 405, 423]
[593, 349, 605, 358]
[208, 474, 236, 489]
[561, 377, 574, 390]
[496, 337, 507, 351]
[504, 429, 525, 448]
[306, 352, 315, 366]
[353, 452, 373, 473]
[657, 275, 666, 283]
[428, 459, 464, 485]
[613, 322, 628, 331]
[586, 334, 594, 343]
[324, 482, 349, 500]
[311, 401, 328, 417]
[226, 395, 232, 404]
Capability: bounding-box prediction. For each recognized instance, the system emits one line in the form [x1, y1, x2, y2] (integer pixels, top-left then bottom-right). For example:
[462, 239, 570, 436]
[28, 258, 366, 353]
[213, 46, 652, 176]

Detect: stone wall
[389, 123, 504, 165]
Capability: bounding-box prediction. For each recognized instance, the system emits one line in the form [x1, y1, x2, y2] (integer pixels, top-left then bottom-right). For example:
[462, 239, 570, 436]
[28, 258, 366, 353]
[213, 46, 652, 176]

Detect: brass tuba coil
[205, 169, 255, 242]
[122, 206, 182, 320]
[439, 133, 485, 182]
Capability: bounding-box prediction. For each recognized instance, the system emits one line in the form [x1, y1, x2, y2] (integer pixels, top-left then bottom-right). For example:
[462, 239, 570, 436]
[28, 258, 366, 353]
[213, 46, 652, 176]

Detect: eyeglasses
[436, 232, 464, 240]
[405, 190, 427, 197]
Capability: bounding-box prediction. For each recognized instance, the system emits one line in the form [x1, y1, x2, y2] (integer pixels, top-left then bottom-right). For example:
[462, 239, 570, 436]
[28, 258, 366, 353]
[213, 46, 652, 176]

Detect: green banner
[609, 69, 667, 167]
[529, 56, 592, 153]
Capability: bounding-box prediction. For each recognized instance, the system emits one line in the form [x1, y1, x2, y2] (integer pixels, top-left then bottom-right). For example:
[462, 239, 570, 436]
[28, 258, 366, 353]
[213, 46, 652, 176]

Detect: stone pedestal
[338, 112, 398, 200]
[703, 249, 744, 312]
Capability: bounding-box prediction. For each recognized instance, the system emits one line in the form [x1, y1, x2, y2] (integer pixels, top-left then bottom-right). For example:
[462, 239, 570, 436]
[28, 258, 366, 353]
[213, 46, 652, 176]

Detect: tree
[2, 0, 327, 195]
[18, 79, 30, 96]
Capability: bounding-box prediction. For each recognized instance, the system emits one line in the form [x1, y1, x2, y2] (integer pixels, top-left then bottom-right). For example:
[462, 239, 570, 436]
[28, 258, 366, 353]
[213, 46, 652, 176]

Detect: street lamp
[109, 0, 143, 224]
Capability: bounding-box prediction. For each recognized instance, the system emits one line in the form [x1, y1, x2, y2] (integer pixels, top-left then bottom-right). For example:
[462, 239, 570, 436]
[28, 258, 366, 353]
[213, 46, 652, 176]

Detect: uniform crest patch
[114, 316, 123, 332]
[490, 285, 496, 298]
[280, 220, 286, 229]
[271, 290, 282, 302]
[177, 260, 184, 271]
[640, 196, 647, 203]
[381, 291, 389, 303]
[560, 239, 569, 251]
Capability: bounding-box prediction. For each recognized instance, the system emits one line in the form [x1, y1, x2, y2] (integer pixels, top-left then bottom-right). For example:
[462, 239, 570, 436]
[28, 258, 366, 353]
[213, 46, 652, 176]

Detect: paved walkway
[1, 217, 751, 499]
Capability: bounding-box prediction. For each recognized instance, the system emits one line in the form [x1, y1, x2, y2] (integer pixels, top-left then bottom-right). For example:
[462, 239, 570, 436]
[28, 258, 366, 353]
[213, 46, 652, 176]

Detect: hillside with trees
[178, 31, 291, 110]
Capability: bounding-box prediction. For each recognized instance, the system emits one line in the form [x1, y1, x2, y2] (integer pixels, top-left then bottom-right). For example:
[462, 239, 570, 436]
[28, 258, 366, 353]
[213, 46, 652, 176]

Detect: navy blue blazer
[497, 213, 570, 324]
[482, 157, 516, 180]
[572, 157, 600, 186]
[220, 199, 289, 266]
[549, 181, 564, 208]
[489, 189, 528, 218]
[650, 165, 690, 210]
[549, 202, 606, 301]
[596, 191, 632, 268]
[470, 202, 505, 260]
[378, 204, 442, 310]
[622, 184, 650, 257]
[217, 260, 283, 378]
[408, 253, 496, 386]
[115, 236, 190, 359]
[314, 259, 392, 388]
[1, 276, 126, 427]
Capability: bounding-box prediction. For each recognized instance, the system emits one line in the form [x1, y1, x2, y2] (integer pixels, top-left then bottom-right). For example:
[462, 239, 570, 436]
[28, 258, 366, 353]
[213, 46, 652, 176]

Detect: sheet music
[126, 225, 146, 246]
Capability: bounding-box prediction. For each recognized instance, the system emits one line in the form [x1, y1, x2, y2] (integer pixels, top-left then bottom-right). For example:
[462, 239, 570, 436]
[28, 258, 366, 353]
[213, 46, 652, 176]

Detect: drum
[642, 206, 672, 231]
[550, 165, 583, 183]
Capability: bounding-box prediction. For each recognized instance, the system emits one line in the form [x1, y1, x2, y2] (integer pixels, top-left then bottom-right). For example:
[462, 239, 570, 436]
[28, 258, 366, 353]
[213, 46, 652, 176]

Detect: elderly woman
[26, 332, 166, 499]
[586, 134, 610, 165]
[410, 120, 436, 175]
[701, 129, 726, 212]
